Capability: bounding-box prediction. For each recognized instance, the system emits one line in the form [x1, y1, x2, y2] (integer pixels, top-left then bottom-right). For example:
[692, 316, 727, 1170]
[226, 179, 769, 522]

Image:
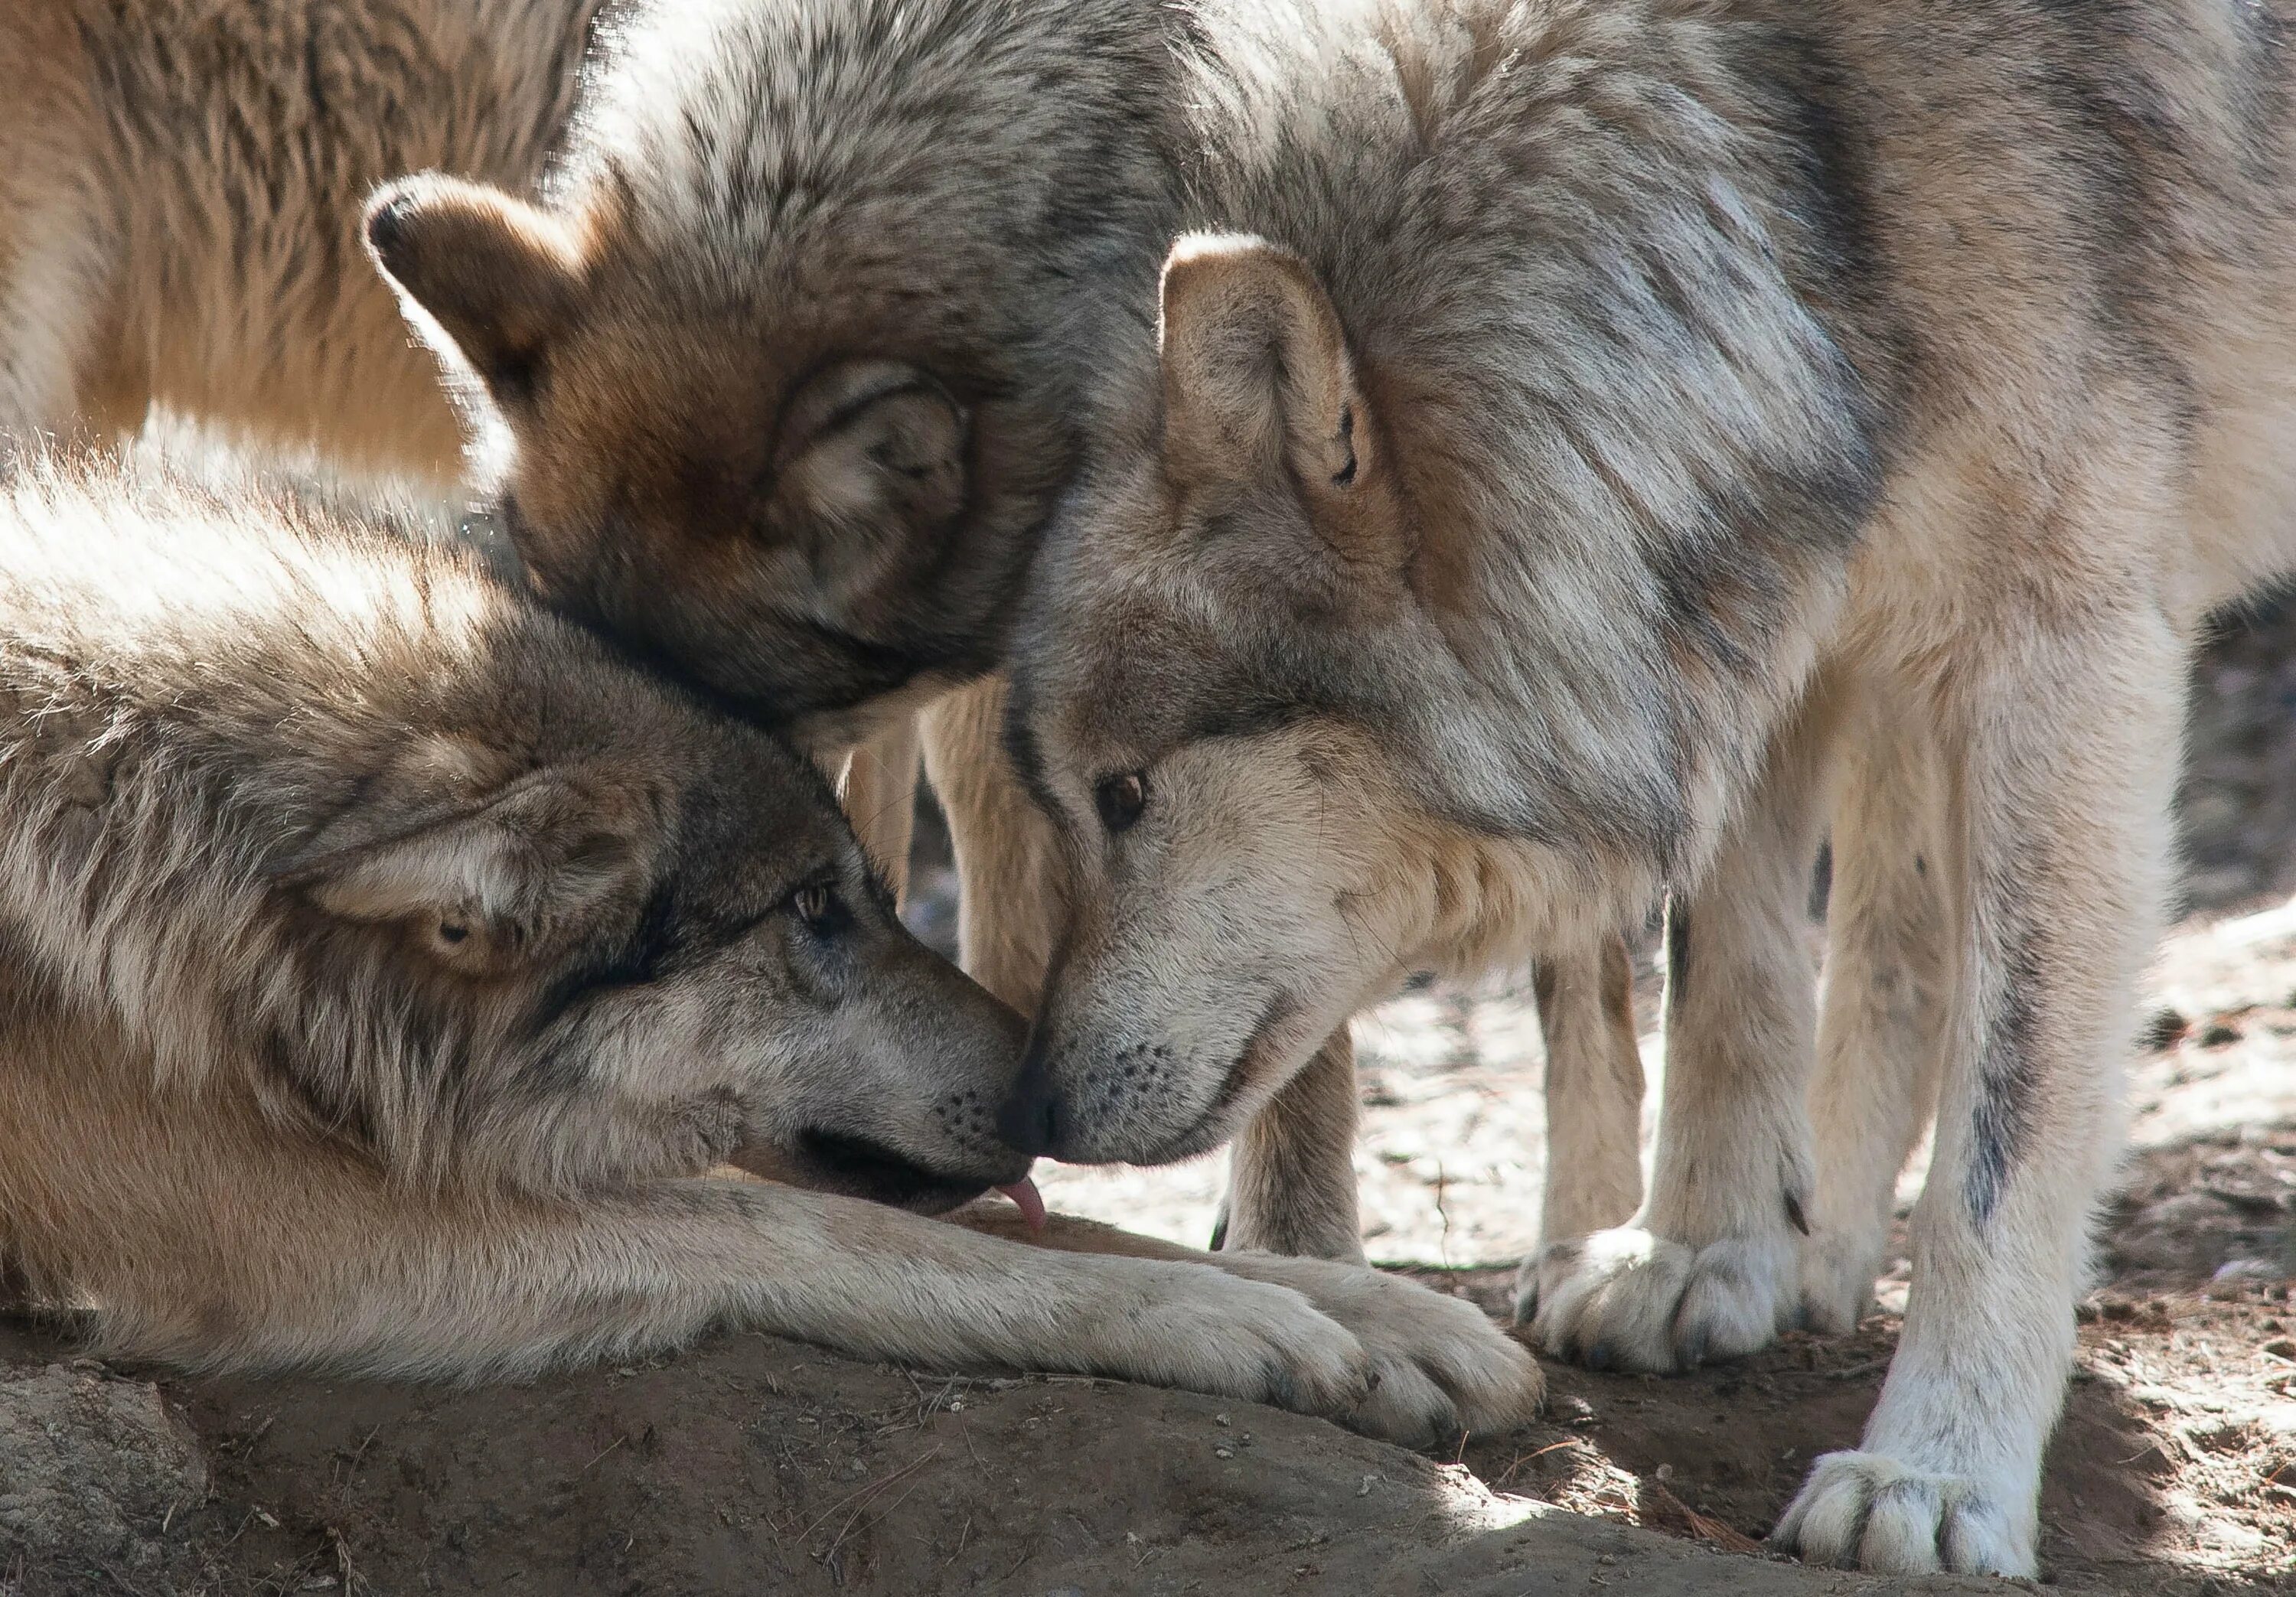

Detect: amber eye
[791, 882, 846, 934]
[1094, 771, 1147, 833]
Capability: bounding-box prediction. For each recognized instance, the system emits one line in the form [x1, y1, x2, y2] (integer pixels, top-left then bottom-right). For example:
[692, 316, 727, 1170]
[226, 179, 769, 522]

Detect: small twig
[793, 1448, 942, 1549]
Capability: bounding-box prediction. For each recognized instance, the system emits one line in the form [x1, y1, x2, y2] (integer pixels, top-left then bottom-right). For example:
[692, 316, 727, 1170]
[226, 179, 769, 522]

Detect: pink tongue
[996, 1175, 1048, 1233]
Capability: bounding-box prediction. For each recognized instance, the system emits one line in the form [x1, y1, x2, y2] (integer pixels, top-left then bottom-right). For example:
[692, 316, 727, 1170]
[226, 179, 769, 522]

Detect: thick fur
[1003, 0, 2296, 1575]
[0, 0, 602, 480]
[364, 0, 1649, 1263]
[0, 461, 1540, 1440]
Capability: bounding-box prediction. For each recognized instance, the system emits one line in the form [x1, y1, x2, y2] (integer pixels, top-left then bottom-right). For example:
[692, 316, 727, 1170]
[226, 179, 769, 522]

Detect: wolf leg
[951, 1201, 1541, 1442]
[919, 675, 1064, 1013]
[13, 1080, 1383, 1420]
[1218, 1032, 1366, 1261]
[1531, 930, 1647, 1245]
[1799, 684, 1950, 1333]
[840, 714, 921, 906]
[1775, 608, 2170, 1578]
[1521, 688, 1837, 1370]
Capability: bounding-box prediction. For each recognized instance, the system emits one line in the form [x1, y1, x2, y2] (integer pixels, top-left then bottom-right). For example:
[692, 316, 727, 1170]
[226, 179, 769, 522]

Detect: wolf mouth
[1136, 990, 1300, 1165]
[791, 1129, 998, 1214]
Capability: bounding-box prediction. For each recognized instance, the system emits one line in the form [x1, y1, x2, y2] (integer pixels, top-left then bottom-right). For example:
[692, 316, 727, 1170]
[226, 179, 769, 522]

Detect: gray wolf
[364, 0, 1649, 1261]
[994, 0, 2296, 1573]
[0, 0, 602, 481]
[0, 459, 1539, 1443]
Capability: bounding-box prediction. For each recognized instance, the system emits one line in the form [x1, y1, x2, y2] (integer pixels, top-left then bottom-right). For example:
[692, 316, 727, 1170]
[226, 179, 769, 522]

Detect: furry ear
[365, 174, 586, 403]
[276, 774, 645, 977]
[769, 359, 969, 600]
[1158, 234, 1372, 501]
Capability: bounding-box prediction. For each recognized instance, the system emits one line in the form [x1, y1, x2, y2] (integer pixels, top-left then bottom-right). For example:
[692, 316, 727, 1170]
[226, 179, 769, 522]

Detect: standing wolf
[991, 0, 2296, 1575]
[364, 0, 1652, 1262]
[0, 0, 605, 479]
[0, 459, 1538, 1441]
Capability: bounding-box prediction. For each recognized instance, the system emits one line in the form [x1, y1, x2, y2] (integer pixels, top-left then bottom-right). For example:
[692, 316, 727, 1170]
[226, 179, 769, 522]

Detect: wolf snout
[994, 1055, 1066, 1157]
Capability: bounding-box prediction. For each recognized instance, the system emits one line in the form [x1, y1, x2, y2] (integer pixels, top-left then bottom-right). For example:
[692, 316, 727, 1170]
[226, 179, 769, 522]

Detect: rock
[0, 1362, 205, 1591]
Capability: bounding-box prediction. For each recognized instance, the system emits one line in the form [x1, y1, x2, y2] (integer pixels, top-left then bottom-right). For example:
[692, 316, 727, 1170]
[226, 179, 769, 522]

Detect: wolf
[990, 0, 2296, 1575]
[0, 459, 1540, 1443]
[0, 0, 605, 481]
[364, 0, 1650, 1262]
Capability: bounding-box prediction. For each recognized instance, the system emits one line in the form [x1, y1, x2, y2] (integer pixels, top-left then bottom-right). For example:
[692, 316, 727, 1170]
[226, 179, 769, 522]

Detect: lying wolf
[0, 0, 604, 481]
[363, 0, 1649, 1260]
[0, 461, 1538, 1442]
[993, 0, 2296, 1575]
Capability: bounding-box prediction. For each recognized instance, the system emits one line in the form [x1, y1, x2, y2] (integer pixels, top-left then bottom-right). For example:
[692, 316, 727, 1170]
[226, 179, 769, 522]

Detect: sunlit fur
[0, 0, 604, 481]
[1010, 0, 2296, 1576]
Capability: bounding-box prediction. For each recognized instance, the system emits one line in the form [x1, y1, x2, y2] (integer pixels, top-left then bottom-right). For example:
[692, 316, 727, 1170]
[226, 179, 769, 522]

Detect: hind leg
[1523, 686, 1837, 1370]
[1799, 686, 1951, 1333]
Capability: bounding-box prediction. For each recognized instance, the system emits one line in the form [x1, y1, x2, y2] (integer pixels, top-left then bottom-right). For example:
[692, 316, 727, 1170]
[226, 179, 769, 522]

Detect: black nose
[996, 1054, 1065, 1157]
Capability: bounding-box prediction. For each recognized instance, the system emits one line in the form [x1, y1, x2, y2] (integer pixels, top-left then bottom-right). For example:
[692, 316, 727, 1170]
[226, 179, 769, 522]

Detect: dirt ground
[6, 601, 2296, 1593]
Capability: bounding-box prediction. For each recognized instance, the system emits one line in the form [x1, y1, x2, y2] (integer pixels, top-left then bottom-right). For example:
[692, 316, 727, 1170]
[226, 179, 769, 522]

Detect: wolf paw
[1214, 1253, 1542, 1445]
[1114, 1266, 1375, 1419]
[1796, 1226, 1886, 1336]
[1514, 1226, 1797, 1372]
[1772, 1449, 2036, 1576]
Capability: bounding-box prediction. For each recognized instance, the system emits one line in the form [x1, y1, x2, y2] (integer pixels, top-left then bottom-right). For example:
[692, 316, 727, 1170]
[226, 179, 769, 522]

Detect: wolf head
[993, 236, 1675, 1162]
[996, 213, 1870, 1162]
[264, 693, 1032, 1211]
[362, 0, 1175, 752]
[0, 470, 1032, 1211]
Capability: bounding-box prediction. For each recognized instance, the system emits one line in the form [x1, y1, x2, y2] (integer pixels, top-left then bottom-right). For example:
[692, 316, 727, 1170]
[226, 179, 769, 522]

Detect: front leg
[1531, 930, 1647, 1244]
[1799, 685, 1951, 1333]
[951, 1201, 1542, 1444]
[918, 675, 1065, 1012]
[1523, 689, 1835, 1370]
[839, 715, 921, 906]
[1775, 609, 2174, 1576]
[1217, 1032, 1366, 1261]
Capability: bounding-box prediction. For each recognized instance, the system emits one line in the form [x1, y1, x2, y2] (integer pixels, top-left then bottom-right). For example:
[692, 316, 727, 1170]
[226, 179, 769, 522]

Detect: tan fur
[0, 458, 1540, 1442]
[0, 0, 602, 481]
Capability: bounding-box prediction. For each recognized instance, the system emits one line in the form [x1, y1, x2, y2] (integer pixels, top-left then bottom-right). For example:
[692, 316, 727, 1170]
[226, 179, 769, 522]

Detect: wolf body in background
[0, 0, 605, 483]
[0, 461, 1538, 1441]
[997, 0, 2296, 1575]
[364, 0, 1651, 1261]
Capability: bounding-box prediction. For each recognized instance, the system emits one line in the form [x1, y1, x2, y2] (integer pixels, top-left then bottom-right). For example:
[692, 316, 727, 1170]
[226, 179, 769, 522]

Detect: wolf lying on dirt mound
[0, 459, 1539, 1443]
[993, 0, 2296, 1576]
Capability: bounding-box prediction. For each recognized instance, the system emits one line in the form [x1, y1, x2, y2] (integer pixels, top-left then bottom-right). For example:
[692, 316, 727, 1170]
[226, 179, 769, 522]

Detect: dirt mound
[2, 1318, 2019, 1597]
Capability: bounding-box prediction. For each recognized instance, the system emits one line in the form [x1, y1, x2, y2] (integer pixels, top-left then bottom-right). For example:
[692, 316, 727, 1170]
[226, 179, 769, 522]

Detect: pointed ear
[769, 358, 970, 601]
[1158, 233, 1373, 503]
[275, 774, 647, 977]
[365, 174, 586, 403]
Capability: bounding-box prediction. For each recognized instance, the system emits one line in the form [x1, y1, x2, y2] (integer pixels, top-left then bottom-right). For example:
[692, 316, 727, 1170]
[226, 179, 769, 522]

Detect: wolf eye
[790, 882, 848, 936]
[1094, 771, 1147, 833]
[436, 921, 470, 946]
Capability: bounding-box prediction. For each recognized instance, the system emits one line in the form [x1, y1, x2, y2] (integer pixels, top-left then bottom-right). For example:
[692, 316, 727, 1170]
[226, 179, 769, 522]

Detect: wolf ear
[769, 358, 970, 599]
[277, 774, 644, 976]
[1158, 234, 1374, 506]
[365, 175, 585, 404]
